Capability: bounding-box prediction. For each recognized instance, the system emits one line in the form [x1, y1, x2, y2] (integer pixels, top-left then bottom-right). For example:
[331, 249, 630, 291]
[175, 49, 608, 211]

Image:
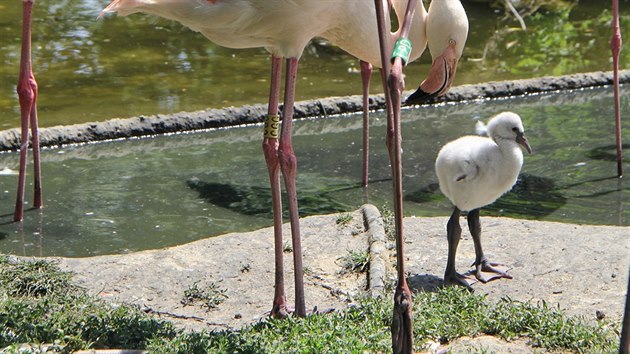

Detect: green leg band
[391, 37, 412, 66]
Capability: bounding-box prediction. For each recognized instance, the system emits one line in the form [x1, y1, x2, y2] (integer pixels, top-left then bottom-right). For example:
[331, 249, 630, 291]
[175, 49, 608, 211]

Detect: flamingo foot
[391, 284, 413, 354]
[473, 259, 512, 283]
[270, 302, 291, 319]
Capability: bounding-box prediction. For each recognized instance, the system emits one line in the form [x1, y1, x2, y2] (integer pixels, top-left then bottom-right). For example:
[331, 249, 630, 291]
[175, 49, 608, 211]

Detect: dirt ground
[51, 205, 629, 353]
[53, 209, 369, 332]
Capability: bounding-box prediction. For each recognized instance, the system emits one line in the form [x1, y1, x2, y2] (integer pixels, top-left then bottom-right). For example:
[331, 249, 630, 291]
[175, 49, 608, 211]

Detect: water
[1, 0, 629, 129]
[0, 86, 628, 257]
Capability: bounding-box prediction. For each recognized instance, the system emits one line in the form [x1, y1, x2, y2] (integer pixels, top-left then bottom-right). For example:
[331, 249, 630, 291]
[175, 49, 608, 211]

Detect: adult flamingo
[100, 0, 429, 320]
[14, 0, 43, 222]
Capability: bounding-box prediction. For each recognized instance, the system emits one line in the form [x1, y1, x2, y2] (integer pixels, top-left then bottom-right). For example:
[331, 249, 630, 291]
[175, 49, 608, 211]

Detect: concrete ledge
[0, 70, 628, 151]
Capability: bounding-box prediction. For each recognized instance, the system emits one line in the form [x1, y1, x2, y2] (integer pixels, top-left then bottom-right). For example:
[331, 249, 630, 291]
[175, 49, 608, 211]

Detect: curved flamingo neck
[389, 0, 427, 63]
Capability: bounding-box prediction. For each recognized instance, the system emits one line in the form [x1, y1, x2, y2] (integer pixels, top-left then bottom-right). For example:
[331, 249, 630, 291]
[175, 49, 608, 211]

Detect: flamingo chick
[435, 111, 532, 288]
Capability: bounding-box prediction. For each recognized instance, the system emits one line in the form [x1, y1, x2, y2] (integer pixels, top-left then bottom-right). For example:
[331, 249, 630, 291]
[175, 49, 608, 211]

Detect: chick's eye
[511, 127, 519, 133]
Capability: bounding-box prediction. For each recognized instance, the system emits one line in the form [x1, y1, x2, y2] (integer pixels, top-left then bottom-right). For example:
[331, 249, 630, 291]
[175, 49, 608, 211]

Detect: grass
[336, 212, 364, 237]
[0, 255, 177, 353]
[0, 255, 621, 353]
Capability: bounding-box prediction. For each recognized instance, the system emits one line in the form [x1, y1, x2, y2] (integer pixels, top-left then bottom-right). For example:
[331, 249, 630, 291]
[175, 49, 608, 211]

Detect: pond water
[1, 0, 629, 129]
[0, 86, 628, 257]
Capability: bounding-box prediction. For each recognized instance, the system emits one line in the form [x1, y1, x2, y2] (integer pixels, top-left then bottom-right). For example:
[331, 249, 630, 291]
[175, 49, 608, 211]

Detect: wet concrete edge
[0, 70, 628, 152]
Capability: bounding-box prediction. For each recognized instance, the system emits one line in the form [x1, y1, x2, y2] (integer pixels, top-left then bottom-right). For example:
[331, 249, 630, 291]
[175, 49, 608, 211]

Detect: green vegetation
[380, 203, 396, 242]
[482, 6, 630, 77]
[339, 249, 370, 274]
[487, 0, 574, 16]
[0, 255, 620, 353]
[0, 255, 177, 353]
[151, 289, 620, 353]
[335, 213, 353, 226]
[181, 280, 228, 310]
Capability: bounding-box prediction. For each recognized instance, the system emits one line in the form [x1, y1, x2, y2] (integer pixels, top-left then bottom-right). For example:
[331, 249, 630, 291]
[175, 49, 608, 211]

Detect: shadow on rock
[408, 273, 444, 293]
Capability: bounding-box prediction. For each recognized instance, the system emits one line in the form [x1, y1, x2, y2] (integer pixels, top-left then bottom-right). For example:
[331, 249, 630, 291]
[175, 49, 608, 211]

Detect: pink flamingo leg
[15, 0, 43, 222]
[30, 97, 43, 209]
[611, 0, 623, 178]
[360, 60, 373, 187]
[263, 56, 290, 318]
[374, 0, 417, 352]
[388, 52, 413, 354]
[618, 1, 629, 348]
[621, 262, 630, 354]
[277, 57, 306, 318]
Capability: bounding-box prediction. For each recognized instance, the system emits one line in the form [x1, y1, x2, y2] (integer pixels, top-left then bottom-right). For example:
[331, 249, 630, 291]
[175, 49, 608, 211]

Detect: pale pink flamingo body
[101, 0, 430, 319]
[101, 2, 468, 352]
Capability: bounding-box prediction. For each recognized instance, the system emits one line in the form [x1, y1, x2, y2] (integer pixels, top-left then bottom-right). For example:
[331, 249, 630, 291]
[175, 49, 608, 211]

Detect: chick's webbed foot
[444, 270, 477, 291]
[473, 259, 512, 283]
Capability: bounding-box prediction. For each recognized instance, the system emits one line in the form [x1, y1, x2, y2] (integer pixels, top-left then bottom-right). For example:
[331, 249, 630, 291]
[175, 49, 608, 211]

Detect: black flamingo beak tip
[404, 88, 437, 105]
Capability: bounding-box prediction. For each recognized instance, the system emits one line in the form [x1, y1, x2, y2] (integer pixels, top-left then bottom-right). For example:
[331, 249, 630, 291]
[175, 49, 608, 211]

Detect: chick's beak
[516, 133, 533, 154]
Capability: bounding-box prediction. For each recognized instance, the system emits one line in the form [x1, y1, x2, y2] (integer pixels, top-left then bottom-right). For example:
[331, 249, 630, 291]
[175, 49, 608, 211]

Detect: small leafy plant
[335, 213, 353, 226]
[181, 280, 228, 310]
[340, 249, 370, 273]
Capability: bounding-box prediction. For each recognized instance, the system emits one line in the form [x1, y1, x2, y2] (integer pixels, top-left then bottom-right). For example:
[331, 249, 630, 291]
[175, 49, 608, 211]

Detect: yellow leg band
[264, 114, 280, 139]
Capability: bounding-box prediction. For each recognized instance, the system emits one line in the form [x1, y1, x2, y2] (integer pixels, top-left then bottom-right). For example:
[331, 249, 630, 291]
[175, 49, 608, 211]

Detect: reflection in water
[186, 177, 355, 217]
[406, 174, 567, 219]
[587, 143, 630, 162]
[487, 174, 566, 218]
[0, 86, 628, 257]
